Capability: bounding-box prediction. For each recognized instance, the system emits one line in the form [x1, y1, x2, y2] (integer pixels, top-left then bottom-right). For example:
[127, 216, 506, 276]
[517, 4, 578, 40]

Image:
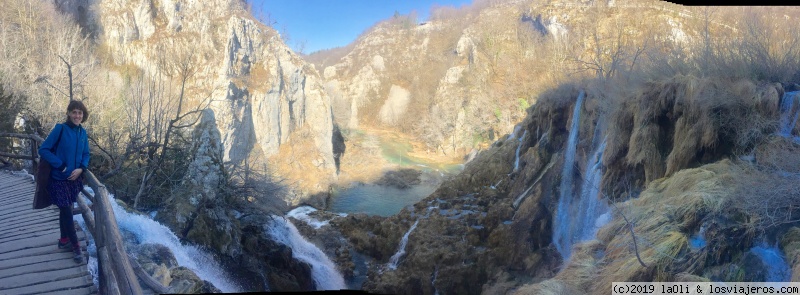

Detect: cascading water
[553, 91, 586, 260]
[576, 139, 610, 242]
[77, 190, 241, 292]
[513, 130, 529, 172]
[265, 216, 346, 290]
[553, 92, 611, 261]
[508, 124, 523, 141]
[779, 91, 800, 137]
[749, 243, 792, 281]
[388, 219, 420, 270]
[287, 206, 346, 229]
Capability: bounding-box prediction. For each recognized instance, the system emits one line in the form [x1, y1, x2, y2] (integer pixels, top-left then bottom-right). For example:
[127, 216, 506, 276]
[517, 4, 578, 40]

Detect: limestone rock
[157, 109, 241, 256]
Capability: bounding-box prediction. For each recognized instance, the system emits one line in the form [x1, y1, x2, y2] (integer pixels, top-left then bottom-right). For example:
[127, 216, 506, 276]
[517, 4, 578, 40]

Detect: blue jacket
[39, 122, 90, 181]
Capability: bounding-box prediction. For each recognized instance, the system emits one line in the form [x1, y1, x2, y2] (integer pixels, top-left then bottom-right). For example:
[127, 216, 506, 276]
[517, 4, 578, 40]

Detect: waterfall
[513, 130, 529, 172]
[508, 125, 522, 141]
[779, 91, 800, 136]
[749, 243, 792, 281]
[265, 216, 346, 290]
[576, 139, 610, 242]
[287, 206, 346, 229]
[689, 224, 707, 250]
[552, 92, 611, 261]
[553, 91, 586, 260]
[75, 191, 241, 292]
[388, 220, 420, 270]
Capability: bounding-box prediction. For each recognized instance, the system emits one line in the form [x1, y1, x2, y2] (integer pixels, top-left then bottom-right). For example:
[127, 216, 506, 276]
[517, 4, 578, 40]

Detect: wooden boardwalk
[0, 171, 96, 294]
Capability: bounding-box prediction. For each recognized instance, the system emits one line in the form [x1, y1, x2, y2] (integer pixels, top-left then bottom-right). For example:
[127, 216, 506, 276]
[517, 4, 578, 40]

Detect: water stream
[749, 243, 792, 282]
[552, 92, 611, 261]
[265, 216, 347, 290]
[779, 91, 800, 137]
[388, 219, 420, 270]
[77, 190, 241, 292]
[513, 130, 529, 172]
[553, 91, 586, 259]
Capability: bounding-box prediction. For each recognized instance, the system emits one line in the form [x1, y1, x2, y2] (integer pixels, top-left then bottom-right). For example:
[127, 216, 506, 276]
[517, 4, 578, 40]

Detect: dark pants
[59, 206, 78, 247]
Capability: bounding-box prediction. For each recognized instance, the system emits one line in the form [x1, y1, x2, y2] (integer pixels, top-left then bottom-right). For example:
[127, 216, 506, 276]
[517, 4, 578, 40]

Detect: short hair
[67, 100, 89, 123]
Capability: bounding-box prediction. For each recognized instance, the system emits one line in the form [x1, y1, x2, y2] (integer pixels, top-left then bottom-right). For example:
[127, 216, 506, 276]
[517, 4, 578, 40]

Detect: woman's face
[69, 109, 83, 125]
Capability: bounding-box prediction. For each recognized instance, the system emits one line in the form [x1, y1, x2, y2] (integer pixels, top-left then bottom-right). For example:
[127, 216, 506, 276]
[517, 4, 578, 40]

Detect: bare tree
[0, 0, 94, 133]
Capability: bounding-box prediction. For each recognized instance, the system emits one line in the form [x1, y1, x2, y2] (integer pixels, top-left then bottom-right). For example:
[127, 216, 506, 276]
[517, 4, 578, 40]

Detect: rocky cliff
[62, 0, 337, 199]
[315, 0, 718, 157]
[315, 76, 800, 294]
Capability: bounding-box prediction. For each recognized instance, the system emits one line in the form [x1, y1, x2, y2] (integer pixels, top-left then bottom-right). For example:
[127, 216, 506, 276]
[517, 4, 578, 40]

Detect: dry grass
[727, 147, 800, 231]
[602, 75, 782, 200]
[514, 161, 740, 294]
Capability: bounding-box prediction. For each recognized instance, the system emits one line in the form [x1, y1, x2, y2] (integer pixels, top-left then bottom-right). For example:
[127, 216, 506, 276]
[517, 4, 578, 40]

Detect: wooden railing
[0, 133, 168, 295]
[0, 133, 44, 175]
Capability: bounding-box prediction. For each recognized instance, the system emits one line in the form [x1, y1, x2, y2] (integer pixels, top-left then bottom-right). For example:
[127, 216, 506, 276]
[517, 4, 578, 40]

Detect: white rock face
[379, 85, 411, 125]
[184, 109, 225, 202]
[90, 0, 336, 177]
[371, 55, 385, 72]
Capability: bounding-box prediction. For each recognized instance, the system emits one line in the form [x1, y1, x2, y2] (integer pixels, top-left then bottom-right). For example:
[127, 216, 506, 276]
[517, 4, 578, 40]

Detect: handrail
[80, 170, 144, 295]
[0, 133, 43, 175]
[1, 133, 166, 295]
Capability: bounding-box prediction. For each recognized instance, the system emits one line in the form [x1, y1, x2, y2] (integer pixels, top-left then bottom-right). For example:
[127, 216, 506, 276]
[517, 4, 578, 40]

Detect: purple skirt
[48, 178, 83, 208]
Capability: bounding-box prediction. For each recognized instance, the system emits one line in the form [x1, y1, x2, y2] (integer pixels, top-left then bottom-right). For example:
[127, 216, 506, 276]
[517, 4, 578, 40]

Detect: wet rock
[168, 266, 222, 294]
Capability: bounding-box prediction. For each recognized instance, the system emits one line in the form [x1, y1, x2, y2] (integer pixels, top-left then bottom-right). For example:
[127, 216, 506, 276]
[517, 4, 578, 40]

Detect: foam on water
[265, 216, 346, 290]
[388, 220, 420, 270]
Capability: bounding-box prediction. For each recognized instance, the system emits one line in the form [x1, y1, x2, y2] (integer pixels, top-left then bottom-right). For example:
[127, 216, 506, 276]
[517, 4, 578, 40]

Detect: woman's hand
[68, 168, 83, 181]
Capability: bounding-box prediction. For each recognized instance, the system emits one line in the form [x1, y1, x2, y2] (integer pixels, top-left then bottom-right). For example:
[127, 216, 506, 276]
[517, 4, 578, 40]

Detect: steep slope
[325, 76, 800, 294]
[315, 0, 735, 159]
[63, 0, 337, 201]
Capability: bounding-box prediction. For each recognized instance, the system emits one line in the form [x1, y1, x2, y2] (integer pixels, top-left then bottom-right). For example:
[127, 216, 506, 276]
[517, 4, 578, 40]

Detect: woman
[39, 100, 90, 263]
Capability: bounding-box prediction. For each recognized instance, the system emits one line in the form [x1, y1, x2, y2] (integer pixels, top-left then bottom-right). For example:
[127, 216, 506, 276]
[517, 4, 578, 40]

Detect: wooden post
[31, 137, 38, 176]
[0, 135, 148, 295]
[98, 247, 121, 295]
[84, 170, 143, 295]
[76, 195, 95, 237]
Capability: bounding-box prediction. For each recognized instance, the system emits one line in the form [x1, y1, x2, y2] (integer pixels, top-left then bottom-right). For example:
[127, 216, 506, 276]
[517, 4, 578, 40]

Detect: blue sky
[250, 0, 474, 54]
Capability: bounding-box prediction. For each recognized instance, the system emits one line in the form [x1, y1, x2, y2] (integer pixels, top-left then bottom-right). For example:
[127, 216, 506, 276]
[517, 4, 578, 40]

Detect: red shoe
[57, 238, 72, 250]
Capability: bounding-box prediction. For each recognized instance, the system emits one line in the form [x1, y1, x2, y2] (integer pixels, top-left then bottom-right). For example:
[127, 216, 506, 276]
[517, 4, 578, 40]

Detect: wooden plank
[0, 253, 86, 279]
[0, 205, 57, 219]
[0, 197, 34, 208]
[0, 208, 55, 222]
[6, 215, 58, 230]
[0, 184, 34, 194]
[0, 228, 85, 255]
[0, 202, 40, 215]
[0, 179, 31, 186]
[0, 250, 78, 270]
[0, 199, 34, 209]
[0, 193, 34, 206]
[0, 275, 93, 295]
[38, 285, 98, 295]
[0, 170, 103, 294]
[0, 187, 33, 195]
[0, 227, 59, 244]
[0, 266, 90, 289]
[0, 182, 35, 194]
[0, 191, 33, 201]
[0, 222, 54, 239]
[0, 208, 50, 221]
[0, 243, 68, 261]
